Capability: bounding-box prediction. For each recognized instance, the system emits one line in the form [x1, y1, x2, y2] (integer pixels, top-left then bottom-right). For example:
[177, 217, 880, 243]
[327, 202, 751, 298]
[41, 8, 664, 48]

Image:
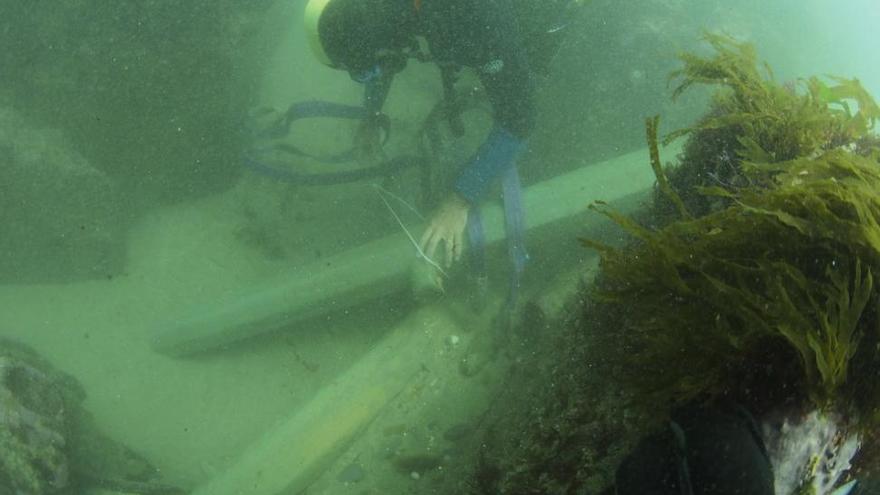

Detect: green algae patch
[584, 35, 880, 425]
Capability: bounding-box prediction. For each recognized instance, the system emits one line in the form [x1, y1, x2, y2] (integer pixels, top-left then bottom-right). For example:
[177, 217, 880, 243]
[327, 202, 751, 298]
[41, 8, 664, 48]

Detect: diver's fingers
[444, 236, 454, 268]
[452, 232, 463, 263]
[419, 227, 434, 254]
[422, 229, 441, 262]
[419, 226, 433, 255]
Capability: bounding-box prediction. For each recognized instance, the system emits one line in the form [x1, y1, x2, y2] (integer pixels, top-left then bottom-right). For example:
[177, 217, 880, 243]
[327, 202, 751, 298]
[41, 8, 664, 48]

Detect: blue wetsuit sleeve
[454, 125, 526, 204]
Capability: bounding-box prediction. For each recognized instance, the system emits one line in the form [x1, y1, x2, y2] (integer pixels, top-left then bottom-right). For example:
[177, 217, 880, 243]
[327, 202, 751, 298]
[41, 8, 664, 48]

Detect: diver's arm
[452, 0, 534, 204]
[422, 123, 528, 266]
[361, 70, 393, 116]
[453, 125, 527, 204]
[434, 72, 531, 266]
[353, 69, 394, 161]
[454, 65, 534, 204]
[420, 0, 533, 267]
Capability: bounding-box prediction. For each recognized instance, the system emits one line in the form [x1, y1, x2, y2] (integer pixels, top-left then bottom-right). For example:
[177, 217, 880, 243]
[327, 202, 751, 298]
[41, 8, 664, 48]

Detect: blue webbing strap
[501, 163, 529, 311]
[250, 100, 371, 164]
[259, 100, 368, 139]
[244, 100, 398, 184]
[466, 163, 529, 316]
[466, 207, 487, 280]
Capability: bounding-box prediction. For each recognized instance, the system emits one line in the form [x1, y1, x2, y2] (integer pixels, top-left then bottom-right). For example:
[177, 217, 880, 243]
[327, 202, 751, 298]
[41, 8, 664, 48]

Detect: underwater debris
[442, 422, 474, 442]
[336, 462, 366, 483]
[392, 453, 444, 475]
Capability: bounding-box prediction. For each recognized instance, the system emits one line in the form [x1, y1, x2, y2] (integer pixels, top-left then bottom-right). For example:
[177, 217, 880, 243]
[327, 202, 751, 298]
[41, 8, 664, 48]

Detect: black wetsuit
[612, 402, 775, 495]
[355, 0, 536, 202]
[413, 0, 535, 139]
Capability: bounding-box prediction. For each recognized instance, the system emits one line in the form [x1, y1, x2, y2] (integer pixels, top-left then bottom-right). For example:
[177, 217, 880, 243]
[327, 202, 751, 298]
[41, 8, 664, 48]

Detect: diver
[304, 0, 539, 270]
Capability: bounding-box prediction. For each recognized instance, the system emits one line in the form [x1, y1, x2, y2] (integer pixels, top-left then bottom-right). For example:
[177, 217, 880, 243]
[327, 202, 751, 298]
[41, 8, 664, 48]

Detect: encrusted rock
[0, 339, 83, 494]
[0, 338, 184, 495]
[0, 107, 126, 283]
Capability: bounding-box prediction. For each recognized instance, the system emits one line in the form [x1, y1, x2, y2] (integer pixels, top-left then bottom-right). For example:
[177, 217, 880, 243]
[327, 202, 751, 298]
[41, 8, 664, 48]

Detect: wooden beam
[188, 304, 461, 495]
[151, 144, 678, 356]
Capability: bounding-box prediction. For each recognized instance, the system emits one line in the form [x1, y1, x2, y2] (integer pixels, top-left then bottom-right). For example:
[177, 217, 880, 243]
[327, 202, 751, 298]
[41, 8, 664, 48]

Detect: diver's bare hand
[420, 194, 470, 268]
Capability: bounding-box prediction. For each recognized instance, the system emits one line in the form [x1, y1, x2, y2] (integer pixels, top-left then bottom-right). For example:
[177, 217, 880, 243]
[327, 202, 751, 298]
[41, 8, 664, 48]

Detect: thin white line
[374, 185, 448, 278]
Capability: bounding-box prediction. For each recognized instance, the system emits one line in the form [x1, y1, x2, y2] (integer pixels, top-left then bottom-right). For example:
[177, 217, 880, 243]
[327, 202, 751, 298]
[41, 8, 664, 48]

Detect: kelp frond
[668, 32, 767, 102]
[585, 123, 880, 416]
[646, 115, 691, 220]
[807, 76, 880, 135]
[584, 51, 880, 418]
[664, 33, 880, 163]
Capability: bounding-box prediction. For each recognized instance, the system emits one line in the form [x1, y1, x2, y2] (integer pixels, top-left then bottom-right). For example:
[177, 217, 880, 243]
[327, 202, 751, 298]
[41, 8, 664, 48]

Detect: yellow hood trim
[304, 0, 334, 66]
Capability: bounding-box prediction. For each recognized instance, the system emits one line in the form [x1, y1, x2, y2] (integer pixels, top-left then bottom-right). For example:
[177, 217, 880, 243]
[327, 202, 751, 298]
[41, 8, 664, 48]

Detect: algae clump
[583, 34, 880, 428]
[652, 33, 880, 222]
[459, 34, 880, 495]
[666, 32, 878, 163]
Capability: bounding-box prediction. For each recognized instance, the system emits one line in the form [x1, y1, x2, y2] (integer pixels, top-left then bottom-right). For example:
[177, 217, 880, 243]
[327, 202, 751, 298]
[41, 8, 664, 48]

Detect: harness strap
[466, 163, 529, 317]
[243, 100, 406, 186]
[254, 100, 389, 164]
[439, 65, 465, 138]
[501, 163, 529, 309]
